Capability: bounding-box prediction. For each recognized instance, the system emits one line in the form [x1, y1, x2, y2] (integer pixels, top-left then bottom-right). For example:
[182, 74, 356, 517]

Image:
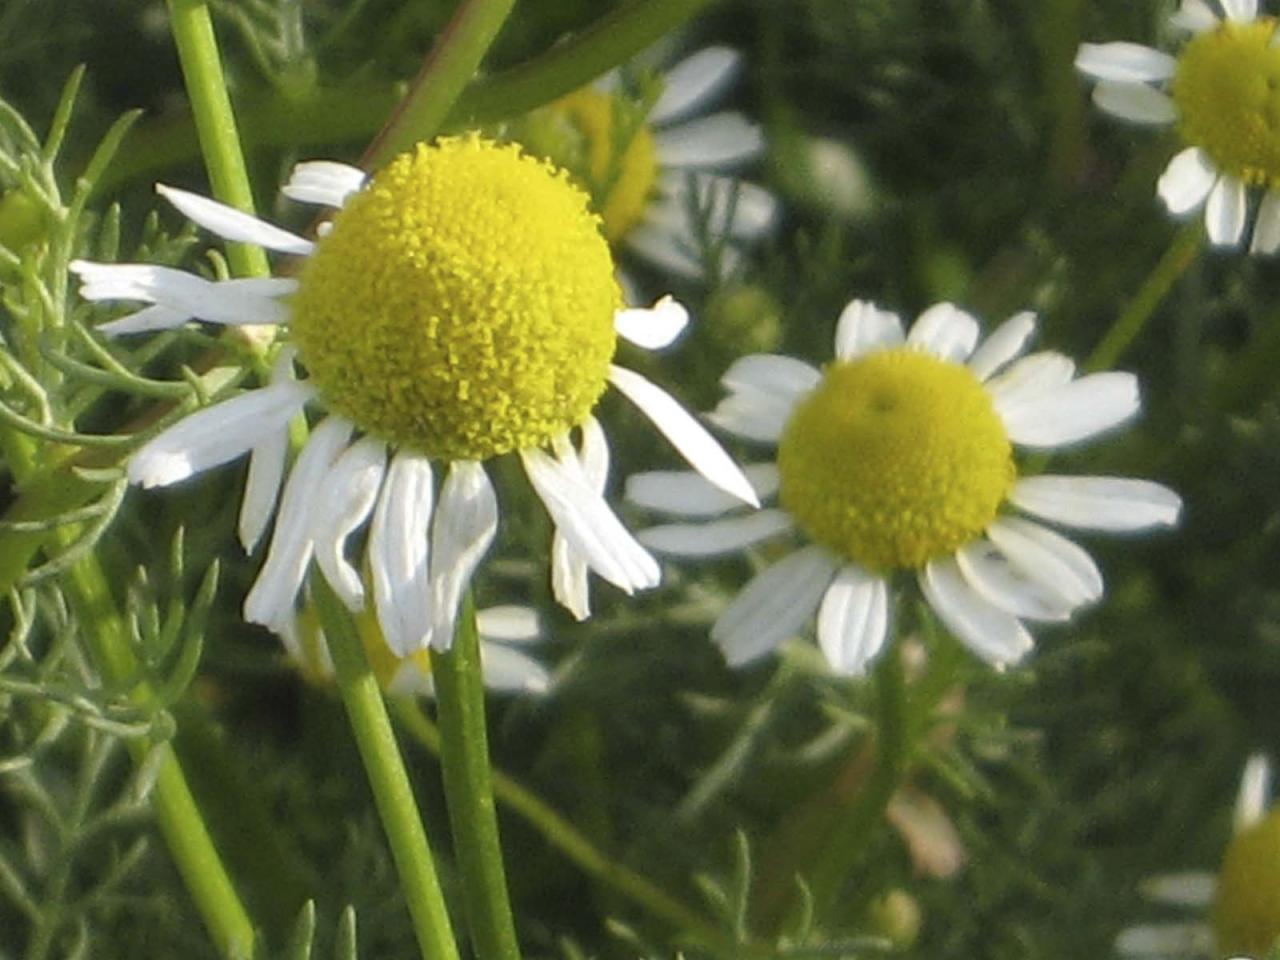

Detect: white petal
[1236, 753, 1272, 829]
[986, 517, 1103, 608]
[609, 365, 759, 506]
[1157, 147, 1218, 215]
[550, 419, 609, 621]
[479, 643, 551, 694]
[128, 380, 311, 488]
[1091, 81, 1177, 126]
[369, 453, 434, 657]
[475, 605, 541, 643]
[1073, 42, 1176, 83]
[239, 425, 289, 553]
[650, 47, 741, 126]
[281, 160, 366, 208]
[522, 448, 659, 594]
[1205, 173, 1248, 246]
[1139, 871, 1217, 908]
[71, 261, 292, 327]
[613, 295, 690, 349]
[955, 539, 1076, 621]
[815, 566, 890, 675]
[312, 437, 387, 611]
[625, 463, 779, 516]
[1222, 0, 1258, 22]
[638, 509, 792, 556]
[655, 112, 765, 169]
[1010, 475, 1183, 531]
[1114, 923, 1213, 956]
[722, 353, 822, 397]
[428, 462, 498, 651]
[156, 185, 314, 255]
[624, 222, 707, 279]
[985, 351, 1076, 411]
[649, 172, 778, 241]
[243, 417, 352, 629]
[1251, 188, 1280, 254]
[834, 299, 905, 360]
[906, 302, 980, 362]
[711, 545, 837, 667]
[967, 311, 1037, 381]
[919, 557, 1035, 668]
[1170, 0, 1219, 32]
[95, 304, 189, 336]
[998, 372, 1140, 448]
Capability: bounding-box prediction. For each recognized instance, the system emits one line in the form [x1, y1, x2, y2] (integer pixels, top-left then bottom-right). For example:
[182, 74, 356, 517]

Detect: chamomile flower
[627, 300, 1182, 674]
[72, 136, 757, 655]
[1075, 0, 1280, 252]
[521, 46, 778, 283]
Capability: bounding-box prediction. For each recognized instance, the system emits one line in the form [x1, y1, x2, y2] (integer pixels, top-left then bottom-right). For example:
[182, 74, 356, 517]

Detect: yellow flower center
[776, 350, 1015, 572]
[532, 88, 659, 242]
[289, 136, 622, 461]
[1213, 806, 1280, 956]
[1173, 17, 1280, 188]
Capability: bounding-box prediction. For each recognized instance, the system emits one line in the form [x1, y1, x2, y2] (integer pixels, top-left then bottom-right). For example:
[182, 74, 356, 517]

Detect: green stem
[391, 700, 757, 955]
[1084, 223, 1201, 373]
[449, 0, 719, 127]
[429, 595, 521, 960]
[362, 0, 518, 170]
[313, 576, 459, 960]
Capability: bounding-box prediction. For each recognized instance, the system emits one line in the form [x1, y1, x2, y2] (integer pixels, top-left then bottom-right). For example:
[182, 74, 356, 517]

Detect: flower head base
[292, 137, 621, 461]
[1173, 16, 1280, 188]
[777, 350, 1014, 571]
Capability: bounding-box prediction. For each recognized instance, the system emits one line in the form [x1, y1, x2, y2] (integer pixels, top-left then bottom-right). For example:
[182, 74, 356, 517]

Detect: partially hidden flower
[72, 136, 757, 655]
[628, 300, 1182, 674]
[1076, 0, 1280, 252]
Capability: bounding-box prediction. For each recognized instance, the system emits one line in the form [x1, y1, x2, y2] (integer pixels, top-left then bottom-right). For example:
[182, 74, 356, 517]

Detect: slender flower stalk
[430, 594, 521, 960]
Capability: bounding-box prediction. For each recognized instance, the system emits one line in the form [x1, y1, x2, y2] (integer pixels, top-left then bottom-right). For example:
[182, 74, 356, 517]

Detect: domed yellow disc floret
[776, 350, 1015, 572]
[541, 89, 659, 242]
[1213, 805, 1280, 956]
[290, 136, 622, 461]
[1173, 17, 1280, 188]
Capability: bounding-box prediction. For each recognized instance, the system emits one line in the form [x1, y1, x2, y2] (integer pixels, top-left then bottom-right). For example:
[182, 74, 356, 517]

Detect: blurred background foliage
[1, 0, 1278, 957]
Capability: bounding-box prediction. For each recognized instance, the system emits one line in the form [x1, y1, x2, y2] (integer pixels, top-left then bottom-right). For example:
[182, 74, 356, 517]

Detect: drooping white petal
[967, 311, 1037, 381]
[906, 302, 980, 362]
[71, 261, 293, 327]
[1009, 475, 1183, 531]
[550, 419, 610, 620]
[1138, 871, 1217, 908]
[624, 222, 707, 279]
[239, 425, 289, 553]
[986, 516, 1103, 608]
[479, 643, 551, 694]
[1073, 42, 1177, 83]
[609, 364, 759, 506]
[156, 185, 314, 255]
[1170, 0, 1219, 32]
[1157, 147, 1219, 215]
[96, 304, 189, 336]
[281, 160, 367, 209]
[243, 417, 353, 630]
[985, 351, 1076, 411]
[834, 299, 905, 360]
[427, 461, 498, 651]
[1091, 81, 1177, 125]
[1222, 0, 1258, 22]
[475, 605, 541, 643]
[1252, 188, 1280, 254]
[312, 437, 387, 611]
[522, 447, 659, 595]
[649, 46, 742, 126]
[815, 565, 890, 676]
[919, 557, 1035, 668]
[1236, 753, 1272, 830]
[625, 463, 780, 516]
[613, 295, 690, 349]
[369, 453, 434, 657]
[998, 372, 1140, 448]
[955, 539, 1076, 621]
[711, 545, 838, 667]
[1114, 923, 1213, 957]
[1205, 174, 1248, 246]
[638, 509, 792, 556]
[655, 112, 765, 169]
[129, 380, 312, 488]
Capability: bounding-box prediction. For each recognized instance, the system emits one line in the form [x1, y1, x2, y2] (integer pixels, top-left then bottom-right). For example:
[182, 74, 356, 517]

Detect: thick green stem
[165, 0, 270, 280]
[362, 0, 518, 170]
[313, 577, 459, 960]
[429, 595, 521, 960]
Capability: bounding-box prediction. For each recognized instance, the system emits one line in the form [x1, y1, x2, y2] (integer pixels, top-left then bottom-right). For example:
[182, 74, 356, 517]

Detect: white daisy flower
[525, 46, 778, 284]
[1075, 0, 1280, 253]
[627, 299, 1182, 675]
[72, 136, 757, 655]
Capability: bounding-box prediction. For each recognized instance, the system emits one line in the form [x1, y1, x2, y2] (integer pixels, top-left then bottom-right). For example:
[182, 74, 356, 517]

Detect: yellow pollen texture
[289, 136, 621, 461]
[1173, 17, 1280, 187]
[776, 350, 1014, 572]
[546, 89, 659, 242]
[1212, 807, 1280, 956]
